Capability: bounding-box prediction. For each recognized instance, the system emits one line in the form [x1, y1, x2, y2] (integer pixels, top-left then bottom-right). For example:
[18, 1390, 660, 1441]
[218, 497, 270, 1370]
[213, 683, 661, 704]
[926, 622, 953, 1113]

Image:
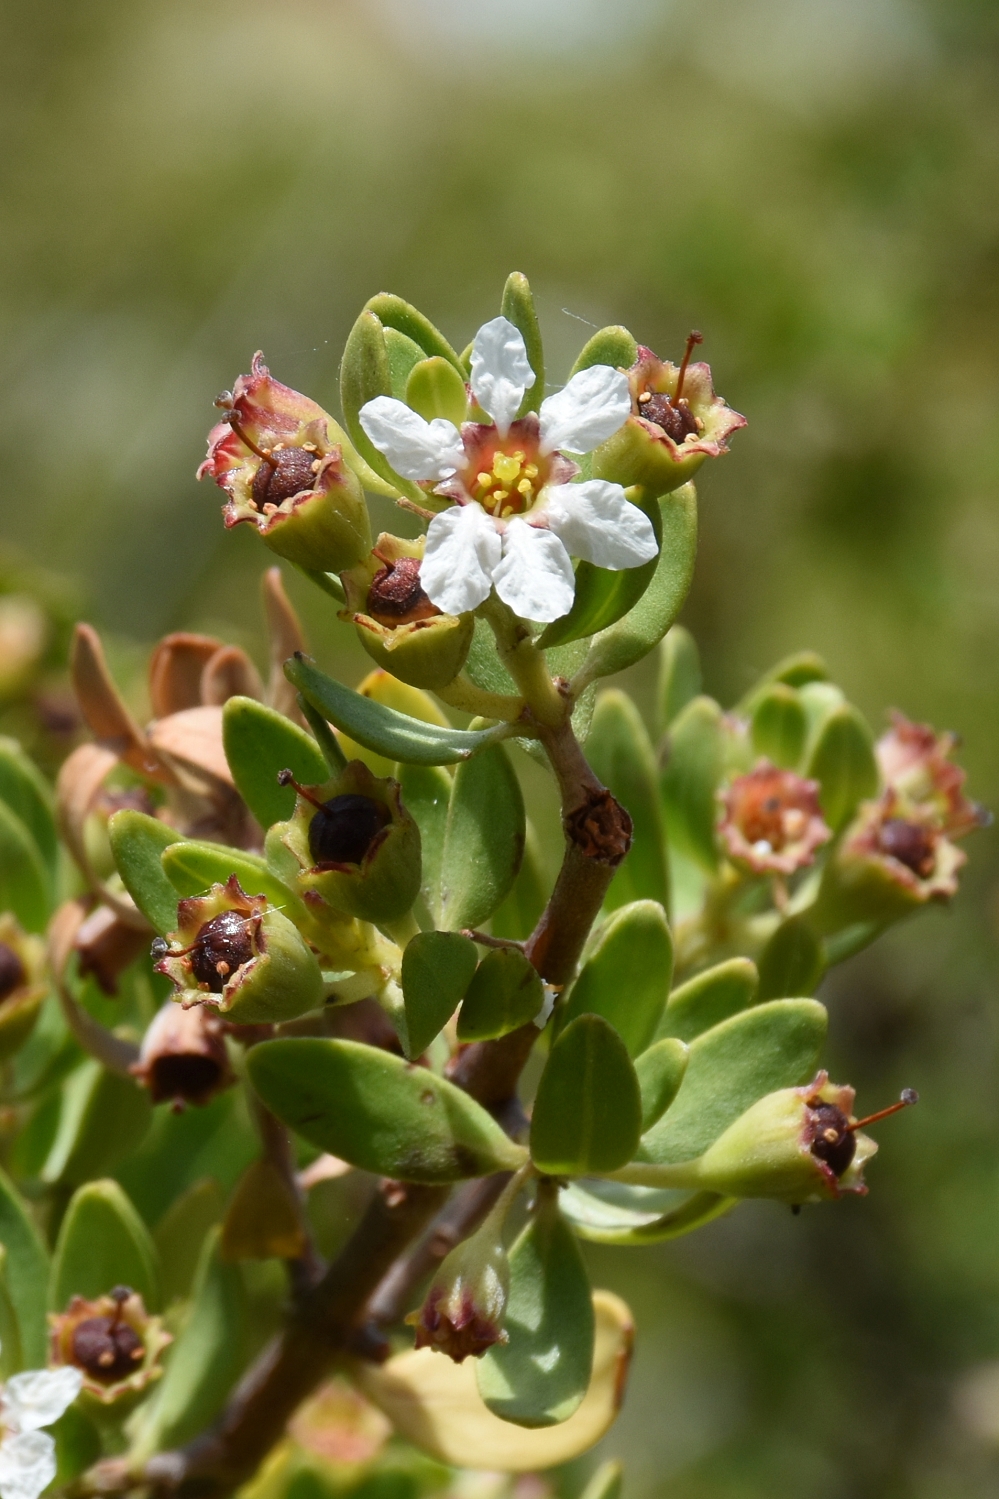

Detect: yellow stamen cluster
[471, 450, 541, 518]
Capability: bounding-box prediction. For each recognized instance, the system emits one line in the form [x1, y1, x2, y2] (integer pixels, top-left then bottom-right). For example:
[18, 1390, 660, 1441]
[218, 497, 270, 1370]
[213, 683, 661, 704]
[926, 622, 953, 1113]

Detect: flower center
[637, 331, 705, 444]
[805, 1101, 856, 1178]
[190, 910, 256, 992]
[71, 1310, 144, 1383]
[0, 942, 26, 1002]
[877, 817, 937, 877]
[468, 448, 544, 519]
[249, 444, 322, 510]
[366, 556, 439, 627]
[739, 793, 806, 853]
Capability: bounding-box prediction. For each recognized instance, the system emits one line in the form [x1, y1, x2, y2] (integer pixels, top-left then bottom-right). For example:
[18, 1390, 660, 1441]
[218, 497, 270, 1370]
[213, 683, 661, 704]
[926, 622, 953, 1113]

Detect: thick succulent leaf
[660, 695, 725, 872]
[751, 683, 808, 770]
[559, 1181, 732, 1245]
[339, 672, 451, 778]
[439, 744, 525, 931]
[536, 490, 662, 651]
[574, 484, 697, 686]
[738, 651, 829, 714]
[365, 293, 464, 372]
[51, 1179, 160, 1311]
[568, 326, 638, 378]
[297, 696, 349, 774]
[458, 947, 543, 1041]
[638, 999, 827, 1166]
[0, 1251, 23, 1379]
[339, 308, 407, 493]
[580, 1463, 624, 1499]
[490, 822, 548, 941]
[384, 327, 427, 400]
[406, 356, 469, 427]
[401, 930, 479, 1059]
[42, 1060, 153, 1186]
[584, 693, 669, 913]
[560, 901, 672, 1057]
[0, 736, 57, 871]
[397, 763, 452, 923]
[246, 1038, 526, 1182]
[356, 1289, 633, 1469]
[531, 1016, 642, 1175]
[656, 625, 701, 735]
[288, 656, 513, 766]
[634, 1038, 689, 1131]
[0, 801, 50, 933]
[0, 1165, 50, 1367]
[757, 916, 825, 1001]
[108, 809, 183, 936]
[805, 704, 879, 830]
[222, 697, 329, 831]
[154, 1178, 226, 1306]
[477, 1196, 595, 1427]
[500, 273, 544, 417]
[657, 957, 759, 1042]
[160, 841, 308, 928]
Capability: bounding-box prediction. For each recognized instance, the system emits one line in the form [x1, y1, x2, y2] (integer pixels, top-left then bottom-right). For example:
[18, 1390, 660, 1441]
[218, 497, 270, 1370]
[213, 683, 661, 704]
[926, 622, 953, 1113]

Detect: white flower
[358, 317, 657, 623]
[0, 1361, 82, 1499]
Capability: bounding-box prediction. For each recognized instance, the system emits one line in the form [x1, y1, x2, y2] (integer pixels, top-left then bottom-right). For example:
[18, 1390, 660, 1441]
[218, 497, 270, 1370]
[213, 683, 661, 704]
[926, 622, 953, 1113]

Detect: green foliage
[660, 695, 725, 871]
[108, 809, 183, 935]
[560, 901, 672, 1056]
[401, 931, 478, 1058]
[0, 1166, 50, 1367]
[531, 1016, 642, 1175]
[0, 799, 50, 932]
[222, 697, 329, 830]
[585, 693, 669, 912]
[51, 1179, 160, 1311]
[458, 947, 543, 1041]
[634, 1038, 690, 1131]
[657, 957, 759, 1042]
[42, 1061, 153, 1186]
[436, 745, 525, 931]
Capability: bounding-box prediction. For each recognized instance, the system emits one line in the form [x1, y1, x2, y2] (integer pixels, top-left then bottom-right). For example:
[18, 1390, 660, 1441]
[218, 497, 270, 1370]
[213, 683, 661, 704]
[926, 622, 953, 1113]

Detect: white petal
[469, 316, 535, 437]
[358, 397, 464, 481]
[3, 1369, 83, 1433]
[545, 481, 659, 570]
[420, 503, 502, 616]
[0, 1431, 56, 1499]
[493, 519, 575, 624]
[538, 365, 632, 455]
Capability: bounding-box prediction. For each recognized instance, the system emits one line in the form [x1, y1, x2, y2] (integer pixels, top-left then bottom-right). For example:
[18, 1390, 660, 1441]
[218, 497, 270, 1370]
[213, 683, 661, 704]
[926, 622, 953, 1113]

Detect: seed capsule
[0, 941, 26, 1001]
[250, 446, 320, 509]
[71, 1314, 145, 1383]
[366, 556, 439, 627]
[877, 817, 937, 877]
[189, 910, 255, 992]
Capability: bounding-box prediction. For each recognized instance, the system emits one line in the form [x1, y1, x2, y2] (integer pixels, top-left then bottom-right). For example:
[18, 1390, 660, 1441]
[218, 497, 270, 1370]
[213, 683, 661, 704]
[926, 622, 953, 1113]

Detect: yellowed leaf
[221, 1158, 307, 1262]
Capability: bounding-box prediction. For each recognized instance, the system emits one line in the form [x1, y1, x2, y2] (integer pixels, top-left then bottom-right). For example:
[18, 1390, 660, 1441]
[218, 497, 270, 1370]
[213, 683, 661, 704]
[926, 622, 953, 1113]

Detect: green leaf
[439, 744, 525, 931]
[222, 697, 329, 831]
[751, 684, 808, 770]
[288, 656, 513, 767]
[0, 736, 57, 871]
[805, 704, 879, 830]
[560, 901, 672, 1057]
[638, 999, 827, 1166]
[580, 1462, 624, 1499]
[108, 809, 183, 936]
[737, 651, 829, 714]
[458, 948, 543, 1041]
[531, 1016, 642, 1175]
[0, 1164, 50, 1366]
[384, 327, 427, 400]
[660, 695, 725, 872]
[133, 1228, 247, 1457]
[490, 822, 548, 941]
[656, 625, 701, 734]
[757, 916, 825, 1001]
[536, 491, 662, 650]
[154, 1177, 226, 1306]
[0, 801, 50, 933]
[406, 356, 469, 426]
[42, 1061, 153, 1186]
[339, 309, 416, 496]
[298, 695, 350, 775]
[160, 841, 308, 927]
[51, 1180, 160, 1311]
[0, 1251, 23, 1379]
[559, 1181, 732, 1246]
[584, 692, 669, 913]
[635, 1038, 689, 1131]
[365, 293, 464, 372]
[246, 1039, 526, 1183]
[397, 763, 452, 923]
[501, 272, 544, 417]
[401, 931, 478, 1059]
[568, 325, 638, 378]
[657, 957, 759, 1042]
[477, 1192, 594, 1427]
[574, 483, 697, 685]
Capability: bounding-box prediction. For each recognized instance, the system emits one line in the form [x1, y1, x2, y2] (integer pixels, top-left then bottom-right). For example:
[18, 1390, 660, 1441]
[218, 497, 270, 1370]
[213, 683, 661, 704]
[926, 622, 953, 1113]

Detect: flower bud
[407, 1225, 510, 1364]
[0, 915, 45, 1061]
[49, 1287, 171, 1409]
[154, 874, 324, 1024]
[273, 761, 421, 924]
[876, 711, 989, 840]
[718, 760, 832, 876]
[590, 336, 745, 494]
[199, 353, 371, 573]
[130, 1000, 234, 1111]
[341, 534, 474, 690]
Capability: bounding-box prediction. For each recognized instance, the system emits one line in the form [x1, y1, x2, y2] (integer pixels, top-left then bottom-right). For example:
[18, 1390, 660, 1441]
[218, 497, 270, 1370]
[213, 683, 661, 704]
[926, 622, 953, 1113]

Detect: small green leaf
[160, 841, 308, 927]
[531, 1016, 642, 1175]
[0, 1164, 50, 1366]
[51, 1180, 160, 1311]
[0, 1251, 23, 1378]
[635, 1038, 689, 1131]
[738, 651, 829, 714]
[288, 656, 513, 766]
[42, 1061, 153, 1186]
[365, 293, 464, 372]
[406, 356, 469, 426]
[108, 809, 183, 936]
[638, 999, 827, 1165]
[536, 491, 662, 651]
[397, 763, 452, 923]
[501, 272, 544, 417]
[458, 948, 543, 1041]
[798, 681, 847, 741]
[0, 736, 57, 871]
[757, 916, 825, 1001]
[384, 327, 427, 399]
[222, 697, 329, 831]
[339, 308, 400, 491]
[568, 325, 637, 378]
[298, 695, 349, 775]
[660, 695, 725, 872]
[0, 801, 50, 933]
[154, 1178, 226, 1306]
[657, 957, 759, 1042]
[490, 822, 548, 941]
[656, 625, 701, 734]
[580, 1462, 624, 1499]
[574, 484, 697, 686]
[751, 684, 808, 770]
[246, 1039, 526, 1183]
[559, 1181, 732, 1245]
[805, 705, 879, 830]
[585, 692, 669, 913]
[401, 931, 479, 1059]
[477, 1191, 594, 1427]
[439, 744, 525, 931]
[561, 901, 672, 1057]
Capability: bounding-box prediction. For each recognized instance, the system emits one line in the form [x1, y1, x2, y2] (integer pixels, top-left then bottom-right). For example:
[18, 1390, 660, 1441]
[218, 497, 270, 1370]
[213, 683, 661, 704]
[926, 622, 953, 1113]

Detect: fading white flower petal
[538, 365, 631, 455]
[545, 481, 659, 570]
[470, 317, 535, 437]
[3, 1368, 83, 1434]
[358, 397, 464, 481]
[420, 503, 502, 616]
[493, 519, 575, 623]
[0, 1430, 56, 1499]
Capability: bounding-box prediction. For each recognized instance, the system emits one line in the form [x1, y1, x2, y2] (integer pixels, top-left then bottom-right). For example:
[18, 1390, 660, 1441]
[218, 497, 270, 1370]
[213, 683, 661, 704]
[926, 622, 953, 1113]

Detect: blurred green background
[2, 0, 998, 1493]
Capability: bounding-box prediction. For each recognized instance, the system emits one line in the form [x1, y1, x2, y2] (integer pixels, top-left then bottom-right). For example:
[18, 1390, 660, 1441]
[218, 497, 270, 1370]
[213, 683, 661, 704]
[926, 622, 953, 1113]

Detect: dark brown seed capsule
[146, 1053, 226, 1107]
[308, 794, 391, 867]
[70, 1316, 144, 1382]
[638, 392, 699, 443]
[804, 1101, 856, 1178]
[189, 910, 255, 992]
[0, 942, 26, 1002]
[251, 447, 320, 509]
[366, 557, 440, 627]
[877, 818, 937, 877]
